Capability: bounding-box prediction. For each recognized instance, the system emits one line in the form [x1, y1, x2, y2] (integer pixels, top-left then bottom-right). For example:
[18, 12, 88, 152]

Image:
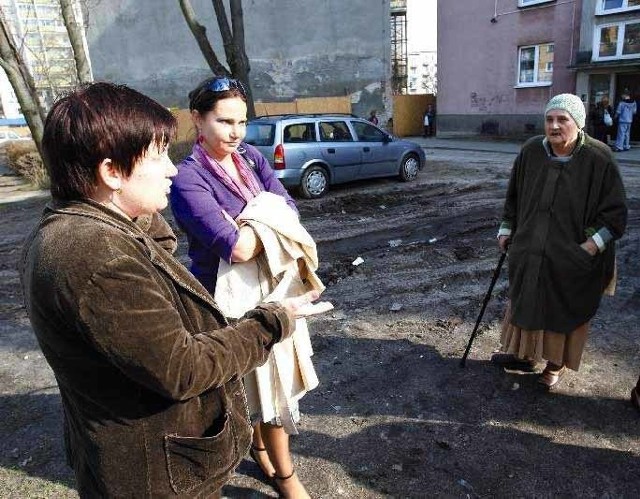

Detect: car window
[283, 123, 316, 143]
[319, 121, 353, 142]
[351, 121, 387, 142]
[245, 123, 275, 146]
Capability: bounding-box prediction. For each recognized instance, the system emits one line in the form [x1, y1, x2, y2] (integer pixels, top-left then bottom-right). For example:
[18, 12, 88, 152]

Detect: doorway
[616, 73, 640, 141]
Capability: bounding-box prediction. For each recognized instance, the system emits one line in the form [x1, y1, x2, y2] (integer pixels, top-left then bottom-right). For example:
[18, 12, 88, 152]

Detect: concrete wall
[437, 0, 580, 138]
[86, 0, 391, 119]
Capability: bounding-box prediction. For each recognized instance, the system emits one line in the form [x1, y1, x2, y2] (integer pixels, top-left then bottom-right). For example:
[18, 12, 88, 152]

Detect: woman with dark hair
[20, 82, 317, 498]
[171, 77, 325, 498]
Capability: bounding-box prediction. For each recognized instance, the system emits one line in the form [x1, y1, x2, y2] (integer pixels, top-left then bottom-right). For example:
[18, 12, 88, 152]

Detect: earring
[198, 134, 204, 144]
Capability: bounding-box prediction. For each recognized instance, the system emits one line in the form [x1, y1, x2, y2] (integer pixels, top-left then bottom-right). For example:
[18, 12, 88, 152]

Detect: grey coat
[20, 199, 294, 497]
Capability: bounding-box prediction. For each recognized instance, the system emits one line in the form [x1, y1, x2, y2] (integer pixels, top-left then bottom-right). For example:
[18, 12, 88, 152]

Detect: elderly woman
[171, 77, 323, 499]
[492, 93, 627, 390]
[19, 82, 316, 498]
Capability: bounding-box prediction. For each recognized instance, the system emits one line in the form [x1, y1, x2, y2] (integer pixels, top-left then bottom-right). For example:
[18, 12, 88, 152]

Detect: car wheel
[300, 165, 329, 198]
[399, 154, 419, 182]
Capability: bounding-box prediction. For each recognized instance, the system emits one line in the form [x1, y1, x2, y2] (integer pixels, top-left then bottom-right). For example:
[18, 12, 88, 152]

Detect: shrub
[13, 151, 49, 189]
[4, 140, 50, 189]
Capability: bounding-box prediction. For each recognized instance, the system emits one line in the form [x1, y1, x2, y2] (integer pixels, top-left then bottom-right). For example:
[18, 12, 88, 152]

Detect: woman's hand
[230, 225, 263, 262]
[580, 238, 599, 256]
[498, 235, 510, 253]
[280, 290, 320, 318]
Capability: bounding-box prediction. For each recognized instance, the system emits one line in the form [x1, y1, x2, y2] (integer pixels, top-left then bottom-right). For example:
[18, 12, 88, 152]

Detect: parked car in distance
[245, 113, 426, 198]
[0, 129, 32, 146]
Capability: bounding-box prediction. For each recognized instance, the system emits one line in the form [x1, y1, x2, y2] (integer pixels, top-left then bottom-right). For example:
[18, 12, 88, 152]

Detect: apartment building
[437, 0, 581, 138]
[407, 51, 437, 94]
[0, 0, 85, 118]
[574, 0, 640, 140]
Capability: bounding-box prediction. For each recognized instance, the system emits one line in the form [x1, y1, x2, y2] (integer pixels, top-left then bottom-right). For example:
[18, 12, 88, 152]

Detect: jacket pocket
[164, 412, 236, 495]
[566, 242, 596, 271]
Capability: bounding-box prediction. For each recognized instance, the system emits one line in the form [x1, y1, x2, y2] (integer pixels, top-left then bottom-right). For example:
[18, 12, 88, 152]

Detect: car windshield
[245, 123, 275, 146]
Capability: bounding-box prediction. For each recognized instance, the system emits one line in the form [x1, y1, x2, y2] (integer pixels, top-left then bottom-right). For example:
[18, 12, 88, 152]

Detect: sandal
[249, 445, 275, 479]
[273, 470, 296, 498]
[631, 388, 640, 413]
[537, 365, 567, 390]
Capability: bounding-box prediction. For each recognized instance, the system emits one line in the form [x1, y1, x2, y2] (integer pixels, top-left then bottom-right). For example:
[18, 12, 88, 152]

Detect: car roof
[250, 113, 360, 124]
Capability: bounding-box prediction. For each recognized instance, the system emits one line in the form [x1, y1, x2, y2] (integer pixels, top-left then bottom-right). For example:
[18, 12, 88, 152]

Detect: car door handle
[327, 148, 335, 153]
[363, 147, 370, 152]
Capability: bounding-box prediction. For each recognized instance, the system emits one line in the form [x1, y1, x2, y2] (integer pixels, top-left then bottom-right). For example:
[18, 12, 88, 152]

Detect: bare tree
[0, 1, 93, 157]
[0, 12, 46, 156]
[178, 0, 255, 118]
[421, 67, 437, 95]
[60, 0, 93, 83]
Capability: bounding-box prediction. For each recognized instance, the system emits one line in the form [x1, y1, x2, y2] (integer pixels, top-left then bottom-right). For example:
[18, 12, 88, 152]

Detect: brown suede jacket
[20, 199, 294, 498]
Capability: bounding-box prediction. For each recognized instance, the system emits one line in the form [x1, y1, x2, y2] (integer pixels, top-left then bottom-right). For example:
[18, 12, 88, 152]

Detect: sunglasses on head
[203, 77, 247, 95]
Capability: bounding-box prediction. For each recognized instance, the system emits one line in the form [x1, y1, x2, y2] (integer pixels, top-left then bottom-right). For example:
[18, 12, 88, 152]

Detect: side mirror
[382, 134, 392, 143]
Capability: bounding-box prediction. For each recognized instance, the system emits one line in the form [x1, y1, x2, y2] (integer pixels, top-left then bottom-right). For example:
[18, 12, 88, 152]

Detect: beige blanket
[214, 192, 323, 434]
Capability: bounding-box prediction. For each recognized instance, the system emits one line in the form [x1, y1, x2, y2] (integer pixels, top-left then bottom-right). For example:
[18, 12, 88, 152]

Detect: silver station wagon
[245, 113, 426, 198]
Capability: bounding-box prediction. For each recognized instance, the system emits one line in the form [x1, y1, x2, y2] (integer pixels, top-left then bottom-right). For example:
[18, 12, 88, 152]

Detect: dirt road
[1, 148, 638, 498]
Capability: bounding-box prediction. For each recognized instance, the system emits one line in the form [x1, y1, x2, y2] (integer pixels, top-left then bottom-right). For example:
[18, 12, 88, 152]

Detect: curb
[419, 142, 640, 165]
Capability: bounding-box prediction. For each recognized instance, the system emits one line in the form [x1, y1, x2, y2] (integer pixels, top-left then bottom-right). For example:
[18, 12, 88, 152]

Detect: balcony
[391, 0, 406, 14]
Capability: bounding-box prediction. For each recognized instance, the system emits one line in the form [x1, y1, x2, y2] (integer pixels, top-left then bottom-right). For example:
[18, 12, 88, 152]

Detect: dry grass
[4, 141, 49, 189]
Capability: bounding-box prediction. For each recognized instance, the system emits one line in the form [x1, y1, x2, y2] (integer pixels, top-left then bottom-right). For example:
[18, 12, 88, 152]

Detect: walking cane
[460, 251, 507, 367]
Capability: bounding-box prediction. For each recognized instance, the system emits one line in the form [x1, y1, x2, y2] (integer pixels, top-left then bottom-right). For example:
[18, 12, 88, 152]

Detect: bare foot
[274, 471, 311, 499]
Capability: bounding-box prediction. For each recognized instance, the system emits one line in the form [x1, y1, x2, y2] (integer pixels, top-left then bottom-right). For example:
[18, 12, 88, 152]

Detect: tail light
[274, 144, 285, 170]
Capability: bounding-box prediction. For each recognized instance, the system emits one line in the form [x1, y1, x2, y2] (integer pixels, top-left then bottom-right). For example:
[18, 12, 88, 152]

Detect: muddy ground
[1, 148, 639, 498]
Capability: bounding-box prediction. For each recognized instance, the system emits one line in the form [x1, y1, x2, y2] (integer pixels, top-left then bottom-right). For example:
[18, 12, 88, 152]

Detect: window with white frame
[518, 0, 555, 6]
[596, 0, 640, 14]
[594, 21, 640, 59]
[517, 43, 554, 86]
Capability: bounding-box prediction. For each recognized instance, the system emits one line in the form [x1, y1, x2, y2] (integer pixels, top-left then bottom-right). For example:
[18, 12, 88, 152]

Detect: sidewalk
[0, 163, 48, 205]
[408, 135, 640, 165]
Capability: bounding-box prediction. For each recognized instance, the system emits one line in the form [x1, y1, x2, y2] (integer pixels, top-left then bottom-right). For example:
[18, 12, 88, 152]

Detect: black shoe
[491, 353, 537, 372]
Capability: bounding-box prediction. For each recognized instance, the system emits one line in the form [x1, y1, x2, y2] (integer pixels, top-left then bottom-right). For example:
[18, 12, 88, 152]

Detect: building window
[518, 0, 555, 6]
[594, 21, 640, 59]
[597, 0, 640, 14]
[517, 43, 554, 86]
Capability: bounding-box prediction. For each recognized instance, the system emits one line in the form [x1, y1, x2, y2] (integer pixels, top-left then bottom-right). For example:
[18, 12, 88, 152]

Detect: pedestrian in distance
[368, 109, 379, 125]
[423, 104, 435, 137]
[591, 95, 614, 145]
[492, 93, 627, 390]
[613, 91, 636, 151]
[171, 76, 328, 499]
[19, 81, 318, 498]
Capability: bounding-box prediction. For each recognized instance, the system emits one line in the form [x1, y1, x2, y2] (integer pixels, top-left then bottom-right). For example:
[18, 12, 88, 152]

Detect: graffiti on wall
[470, 92, 506, 112]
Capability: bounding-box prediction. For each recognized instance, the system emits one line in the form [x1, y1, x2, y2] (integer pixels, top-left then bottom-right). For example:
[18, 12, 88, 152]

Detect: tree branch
[60, 0, 93, 83]
[179, 0, 230, 76]
[211, 0, 235, 66]
[0, 10, 45, 154]
[229, 0, 249, 71]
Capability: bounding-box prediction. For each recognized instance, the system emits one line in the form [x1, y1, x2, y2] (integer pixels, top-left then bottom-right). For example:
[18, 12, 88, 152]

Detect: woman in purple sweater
[170, 77, 310, 498]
